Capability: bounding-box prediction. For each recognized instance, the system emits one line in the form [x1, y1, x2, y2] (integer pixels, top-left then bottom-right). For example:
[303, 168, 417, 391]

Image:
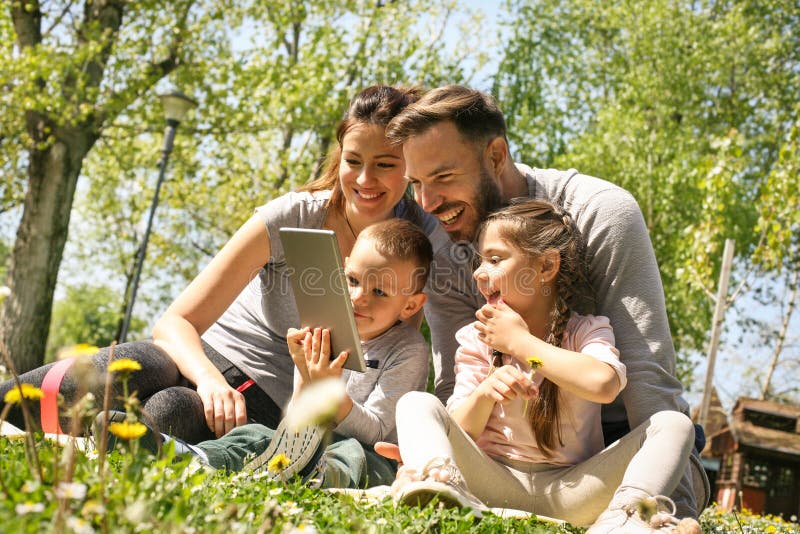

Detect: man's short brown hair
[385, 85, 507, 147]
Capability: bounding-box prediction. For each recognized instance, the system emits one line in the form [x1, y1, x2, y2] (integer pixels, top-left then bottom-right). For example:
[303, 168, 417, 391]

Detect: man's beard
[451, 166, 505, 243]
[474, 166, 505, 224]
[433, 165, 505, 243]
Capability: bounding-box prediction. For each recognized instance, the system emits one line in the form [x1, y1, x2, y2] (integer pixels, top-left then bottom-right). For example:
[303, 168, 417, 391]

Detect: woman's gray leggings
[0, 340, 281, 443]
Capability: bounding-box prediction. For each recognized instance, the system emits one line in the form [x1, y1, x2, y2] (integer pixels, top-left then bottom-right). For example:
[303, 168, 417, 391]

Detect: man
[384, 85, 709, 520]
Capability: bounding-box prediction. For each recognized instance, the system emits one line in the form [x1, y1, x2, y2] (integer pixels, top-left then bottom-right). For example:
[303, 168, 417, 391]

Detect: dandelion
[527, 357, 544, 371]
[58, 344, 99, 359]
[124, 500, 148, 523]
[108, 420, 148, 440]
[3, 383, 44, 405]
[284, 377, 346, 430]
[66, 516, 95, 534]
[267, 453, 291, 473]
[15, 501, 45, 514]
[21, 480, 40, 493]
[55, 481, 88, 500]
[108, 358, 142, 374]
[81, 500, 106, 517]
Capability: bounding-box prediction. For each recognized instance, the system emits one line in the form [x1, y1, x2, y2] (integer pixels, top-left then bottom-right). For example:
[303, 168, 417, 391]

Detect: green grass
[1, 436, 798, 533]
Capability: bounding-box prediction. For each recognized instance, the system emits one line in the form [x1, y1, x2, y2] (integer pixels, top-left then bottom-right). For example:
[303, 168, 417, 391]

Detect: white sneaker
[244, 418, 326, 486]
[587, 495, 701, 534]
[393, 457, 487, 518]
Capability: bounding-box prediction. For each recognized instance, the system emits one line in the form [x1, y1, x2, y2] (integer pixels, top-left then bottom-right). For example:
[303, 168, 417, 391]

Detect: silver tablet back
[279, 228, 366, 373]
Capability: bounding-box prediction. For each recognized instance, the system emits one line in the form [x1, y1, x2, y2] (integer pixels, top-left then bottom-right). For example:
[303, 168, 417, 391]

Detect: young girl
[392, 199, 701, 533]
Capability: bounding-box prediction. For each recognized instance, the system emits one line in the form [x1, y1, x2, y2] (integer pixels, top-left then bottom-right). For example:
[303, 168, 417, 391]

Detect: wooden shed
[704, 397, 800, 520]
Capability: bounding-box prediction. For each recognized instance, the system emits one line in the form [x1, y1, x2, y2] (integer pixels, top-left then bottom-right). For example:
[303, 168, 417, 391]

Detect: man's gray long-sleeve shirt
[423, 165, 689, 429]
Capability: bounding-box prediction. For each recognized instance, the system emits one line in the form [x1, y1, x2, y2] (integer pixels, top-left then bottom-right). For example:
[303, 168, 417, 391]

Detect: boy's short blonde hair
[358, 219, 433, 293]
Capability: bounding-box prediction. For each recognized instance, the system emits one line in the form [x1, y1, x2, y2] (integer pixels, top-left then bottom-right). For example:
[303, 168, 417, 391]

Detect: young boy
[105, 218, 433, 489]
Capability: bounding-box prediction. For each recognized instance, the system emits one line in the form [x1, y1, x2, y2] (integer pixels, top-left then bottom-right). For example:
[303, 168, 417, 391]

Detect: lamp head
[159, 91, 198, 123]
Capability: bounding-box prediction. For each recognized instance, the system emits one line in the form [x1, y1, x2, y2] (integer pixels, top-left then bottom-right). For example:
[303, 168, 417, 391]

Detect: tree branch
[94, 0, 195, 130]
[42, 0, 76, 38]
[727, 228, 767, 305]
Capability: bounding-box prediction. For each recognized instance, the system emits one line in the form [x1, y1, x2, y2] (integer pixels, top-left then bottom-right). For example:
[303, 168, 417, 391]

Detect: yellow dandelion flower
[267, 453, 291, 473]
[3, 383, 45, 405]
[108, 421, 148, 440]
[526, 357, 544, 370]
[58, 343, 100, 359]
[108, 358, 142, 374]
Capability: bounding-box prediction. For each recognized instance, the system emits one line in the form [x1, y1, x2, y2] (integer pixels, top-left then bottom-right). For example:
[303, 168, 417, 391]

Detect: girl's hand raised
[476, 365, 538, 405]
[474, 300, 531, 357]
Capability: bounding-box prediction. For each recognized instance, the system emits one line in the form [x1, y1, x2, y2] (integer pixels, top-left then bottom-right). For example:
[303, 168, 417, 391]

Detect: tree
[1, 0, 197, 372]
[1, 0, 486, 371]
[493, 0, 800, 382]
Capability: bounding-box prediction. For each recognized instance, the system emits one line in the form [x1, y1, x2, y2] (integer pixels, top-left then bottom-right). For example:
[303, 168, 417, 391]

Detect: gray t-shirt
[202, 190, 461, 410]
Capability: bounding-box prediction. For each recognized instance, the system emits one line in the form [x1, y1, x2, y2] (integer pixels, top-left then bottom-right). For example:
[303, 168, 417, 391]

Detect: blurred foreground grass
[1, 435, 798, 533]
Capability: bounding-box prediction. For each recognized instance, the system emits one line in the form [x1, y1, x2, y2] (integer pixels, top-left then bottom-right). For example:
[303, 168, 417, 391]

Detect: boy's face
[345, 237, 425, 341]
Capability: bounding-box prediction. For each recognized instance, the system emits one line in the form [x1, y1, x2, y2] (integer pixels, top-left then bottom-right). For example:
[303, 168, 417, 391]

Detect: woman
[1, 85, 454, 443]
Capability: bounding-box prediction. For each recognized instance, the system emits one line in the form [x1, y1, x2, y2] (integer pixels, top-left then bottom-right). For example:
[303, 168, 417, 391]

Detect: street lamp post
[119, 90, 197, 343]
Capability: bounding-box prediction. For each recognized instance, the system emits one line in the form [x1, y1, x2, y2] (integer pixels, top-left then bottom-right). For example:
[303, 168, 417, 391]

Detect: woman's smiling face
[339, 123, 407, 223]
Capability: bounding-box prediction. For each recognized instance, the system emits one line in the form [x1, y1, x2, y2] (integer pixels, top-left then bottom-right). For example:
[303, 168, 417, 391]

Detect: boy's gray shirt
[424, 165, 690, 430]
[327, 320, 428, 445]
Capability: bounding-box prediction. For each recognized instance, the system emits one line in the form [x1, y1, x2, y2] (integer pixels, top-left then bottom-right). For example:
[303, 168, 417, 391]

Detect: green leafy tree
[494, 0, 800, 382]
[1, 0, 486, 371]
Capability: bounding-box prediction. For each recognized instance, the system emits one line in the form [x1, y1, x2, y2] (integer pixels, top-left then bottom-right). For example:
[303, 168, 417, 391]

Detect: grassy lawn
[1, 434, 798, 533]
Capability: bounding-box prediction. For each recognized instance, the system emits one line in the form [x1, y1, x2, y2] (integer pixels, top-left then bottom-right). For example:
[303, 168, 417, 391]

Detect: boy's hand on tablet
[287, 327, 312, 383]
[305, 328, 348, 382]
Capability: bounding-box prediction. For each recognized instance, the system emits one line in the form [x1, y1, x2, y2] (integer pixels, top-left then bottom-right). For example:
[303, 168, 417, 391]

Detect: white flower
[287, 523, 316, 533]
[55, 482, 87, 500]
[124, 500, 148, 523]
[15, 501, 45, 514]
[269, 487, 283, 496]
[66, 517, 95, 534]
[0, 286, 10, 304]
[284, 378, 346, 430]
[21, 480, 40, 493]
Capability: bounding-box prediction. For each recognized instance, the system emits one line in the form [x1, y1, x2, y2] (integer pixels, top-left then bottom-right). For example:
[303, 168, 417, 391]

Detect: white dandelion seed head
[284, 377, 346, 430]
[55, 482, 87, 500]
[66, 516, 95, 534]
[15, 501, 45, 515]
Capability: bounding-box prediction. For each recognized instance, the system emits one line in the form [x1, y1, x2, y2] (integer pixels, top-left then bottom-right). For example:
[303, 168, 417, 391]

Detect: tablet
[279, 227, 366, 373]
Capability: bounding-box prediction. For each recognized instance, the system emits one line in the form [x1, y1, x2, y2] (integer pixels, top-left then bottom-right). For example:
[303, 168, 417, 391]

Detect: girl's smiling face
[473, 222, 543, 315]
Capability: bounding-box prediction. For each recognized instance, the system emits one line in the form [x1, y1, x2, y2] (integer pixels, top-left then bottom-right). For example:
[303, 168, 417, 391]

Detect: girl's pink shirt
[447, 313, 626, 466]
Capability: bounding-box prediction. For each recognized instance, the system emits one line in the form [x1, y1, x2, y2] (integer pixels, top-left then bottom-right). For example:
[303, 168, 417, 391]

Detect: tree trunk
[0, 128, 96, 371]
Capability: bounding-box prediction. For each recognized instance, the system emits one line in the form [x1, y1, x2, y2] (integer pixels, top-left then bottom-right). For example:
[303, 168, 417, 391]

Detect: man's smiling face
[402, 121, 503, 242]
